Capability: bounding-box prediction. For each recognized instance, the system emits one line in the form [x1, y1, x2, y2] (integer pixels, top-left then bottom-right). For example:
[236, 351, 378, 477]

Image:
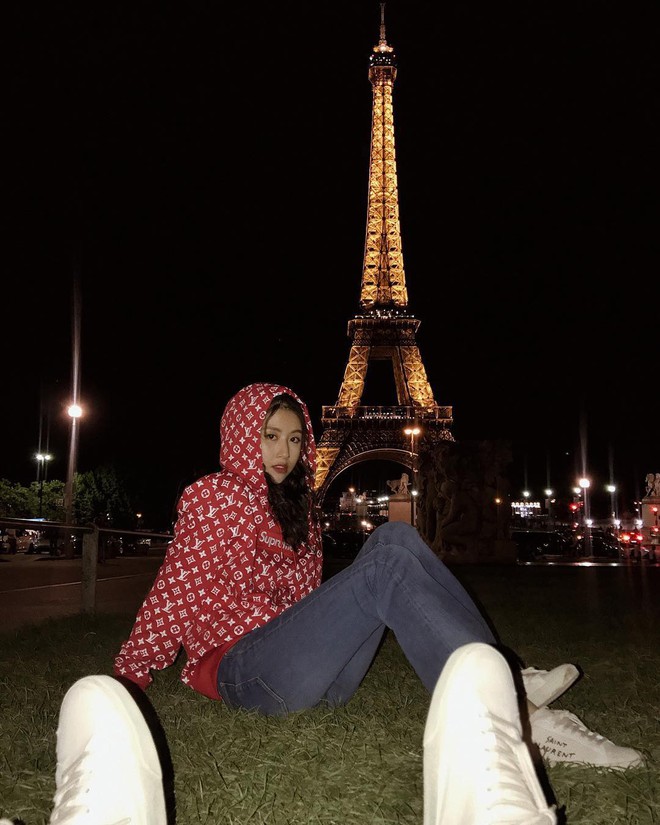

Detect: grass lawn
[1, 563, 658, 825]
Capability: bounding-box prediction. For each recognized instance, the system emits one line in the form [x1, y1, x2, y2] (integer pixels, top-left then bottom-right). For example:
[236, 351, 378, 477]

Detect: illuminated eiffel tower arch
[314, 5, 454, 504]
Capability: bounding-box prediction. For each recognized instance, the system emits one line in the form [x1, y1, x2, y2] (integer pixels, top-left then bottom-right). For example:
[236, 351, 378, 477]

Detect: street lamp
[606, 483, 618, 528]
[544, 488, 554, 529]
[521, 490, 531, 526]
[64, 269, 83, 556]
[578, 477, 590, 508]
[494, 496, 503, 538]
[404, 425, 421, 526]
[360, 519, 372, 546]
[63, 403, 83, 557]
[578, 477, 591, 555]
[35, 452, 53, 518]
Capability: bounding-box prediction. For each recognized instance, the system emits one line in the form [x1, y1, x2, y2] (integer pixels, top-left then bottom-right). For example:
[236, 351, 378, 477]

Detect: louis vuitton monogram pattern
[114, 383, 322, 694]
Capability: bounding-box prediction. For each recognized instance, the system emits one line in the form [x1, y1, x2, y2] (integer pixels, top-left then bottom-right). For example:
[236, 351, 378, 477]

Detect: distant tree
[28, 480, 66, 521]
[0, 479, 34, 518]
[0, 467, 135, 527]
[0, 478, 66, 520]
[74, 465, 136, 526]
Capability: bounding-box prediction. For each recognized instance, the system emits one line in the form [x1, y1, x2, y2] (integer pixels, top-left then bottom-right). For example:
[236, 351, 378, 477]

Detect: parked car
[572, 529, 621, 558]
[116, 536, 152, 556]
[510, 529, 571, 561]
[619, 529, 646, 559]
[322, 529, 364, 561]
[0, 528, 39, 554]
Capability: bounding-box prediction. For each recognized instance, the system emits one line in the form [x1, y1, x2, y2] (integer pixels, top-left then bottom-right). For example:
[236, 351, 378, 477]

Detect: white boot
[424, 643, 557, 825]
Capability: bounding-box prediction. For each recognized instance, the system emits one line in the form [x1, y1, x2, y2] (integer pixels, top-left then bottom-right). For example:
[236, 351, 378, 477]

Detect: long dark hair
[263, 394, 312, 551]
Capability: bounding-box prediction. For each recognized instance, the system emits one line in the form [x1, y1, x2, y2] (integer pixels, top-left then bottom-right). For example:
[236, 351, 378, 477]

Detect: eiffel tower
[314, 5, 454, 504]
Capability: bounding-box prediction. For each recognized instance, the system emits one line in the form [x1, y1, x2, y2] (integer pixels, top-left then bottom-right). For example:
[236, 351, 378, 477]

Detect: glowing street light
[544, 488, 554, 528]
[578, 477, 591, 555]
[494, 496, 502, 535]
[35, 452, 53, 518]
[35, 452, 53, 481]
[64, 402, 83, 556]
[520, 490, 531, 525]
[63, 269, 83, 558]
[606, 483, 618, 524]
[404, 425, 421, 526]
[360, 519, 373, 546]
[404, 426, 421, 459]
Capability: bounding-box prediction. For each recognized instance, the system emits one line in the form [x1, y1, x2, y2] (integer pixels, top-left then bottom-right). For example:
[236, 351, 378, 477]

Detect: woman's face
[261, 407, 304, 484]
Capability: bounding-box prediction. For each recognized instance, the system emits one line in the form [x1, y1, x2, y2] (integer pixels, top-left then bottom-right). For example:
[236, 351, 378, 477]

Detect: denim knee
[368, 522, 448, 580]
[369, 527, 421, 570]
[373, 521, 418, 546]
[358, 522, 429, 567]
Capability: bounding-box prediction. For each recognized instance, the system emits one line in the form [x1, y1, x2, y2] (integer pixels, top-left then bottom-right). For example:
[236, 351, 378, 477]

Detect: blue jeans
[217, 521, 497, 715]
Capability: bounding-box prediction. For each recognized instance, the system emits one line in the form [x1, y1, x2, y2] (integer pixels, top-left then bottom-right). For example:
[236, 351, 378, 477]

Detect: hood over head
[219, 383, 317, 496]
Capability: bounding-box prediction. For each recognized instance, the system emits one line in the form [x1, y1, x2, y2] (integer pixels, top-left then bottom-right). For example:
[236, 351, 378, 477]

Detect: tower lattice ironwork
[314, 6, 453, 504]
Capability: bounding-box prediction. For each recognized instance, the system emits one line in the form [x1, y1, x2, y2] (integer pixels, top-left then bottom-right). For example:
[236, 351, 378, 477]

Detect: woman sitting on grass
[113, 382, 642, 773]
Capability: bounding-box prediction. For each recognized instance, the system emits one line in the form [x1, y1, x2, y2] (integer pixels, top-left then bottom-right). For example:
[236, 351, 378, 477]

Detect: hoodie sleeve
[113, 481, 222, 689]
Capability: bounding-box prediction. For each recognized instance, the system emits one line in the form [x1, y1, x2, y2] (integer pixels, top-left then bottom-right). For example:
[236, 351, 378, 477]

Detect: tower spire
[378, 2, 388, 50]
[361, 2, 406, 310]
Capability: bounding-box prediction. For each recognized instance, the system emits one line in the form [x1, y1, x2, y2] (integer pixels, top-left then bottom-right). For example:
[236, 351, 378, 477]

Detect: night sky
[5, 1, 657, 528]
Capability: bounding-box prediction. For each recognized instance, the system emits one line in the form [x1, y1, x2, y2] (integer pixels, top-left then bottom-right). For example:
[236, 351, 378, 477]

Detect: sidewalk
[0, 552, 165, 634]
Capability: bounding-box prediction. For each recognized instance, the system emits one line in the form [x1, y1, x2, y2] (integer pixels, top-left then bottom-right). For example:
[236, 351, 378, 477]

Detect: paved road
[0, 551, 166, 634]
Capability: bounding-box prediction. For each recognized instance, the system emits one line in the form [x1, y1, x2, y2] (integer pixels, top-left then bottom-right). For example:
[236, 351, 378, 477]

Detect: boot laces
[481, 712, 557, 825]
[50, 748, 131, 825]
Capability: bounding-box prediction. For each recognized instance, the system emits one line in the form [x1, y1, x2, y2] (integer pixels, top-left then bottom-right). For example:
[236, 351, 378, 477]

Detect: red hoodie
[114, 383, 323, 699]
